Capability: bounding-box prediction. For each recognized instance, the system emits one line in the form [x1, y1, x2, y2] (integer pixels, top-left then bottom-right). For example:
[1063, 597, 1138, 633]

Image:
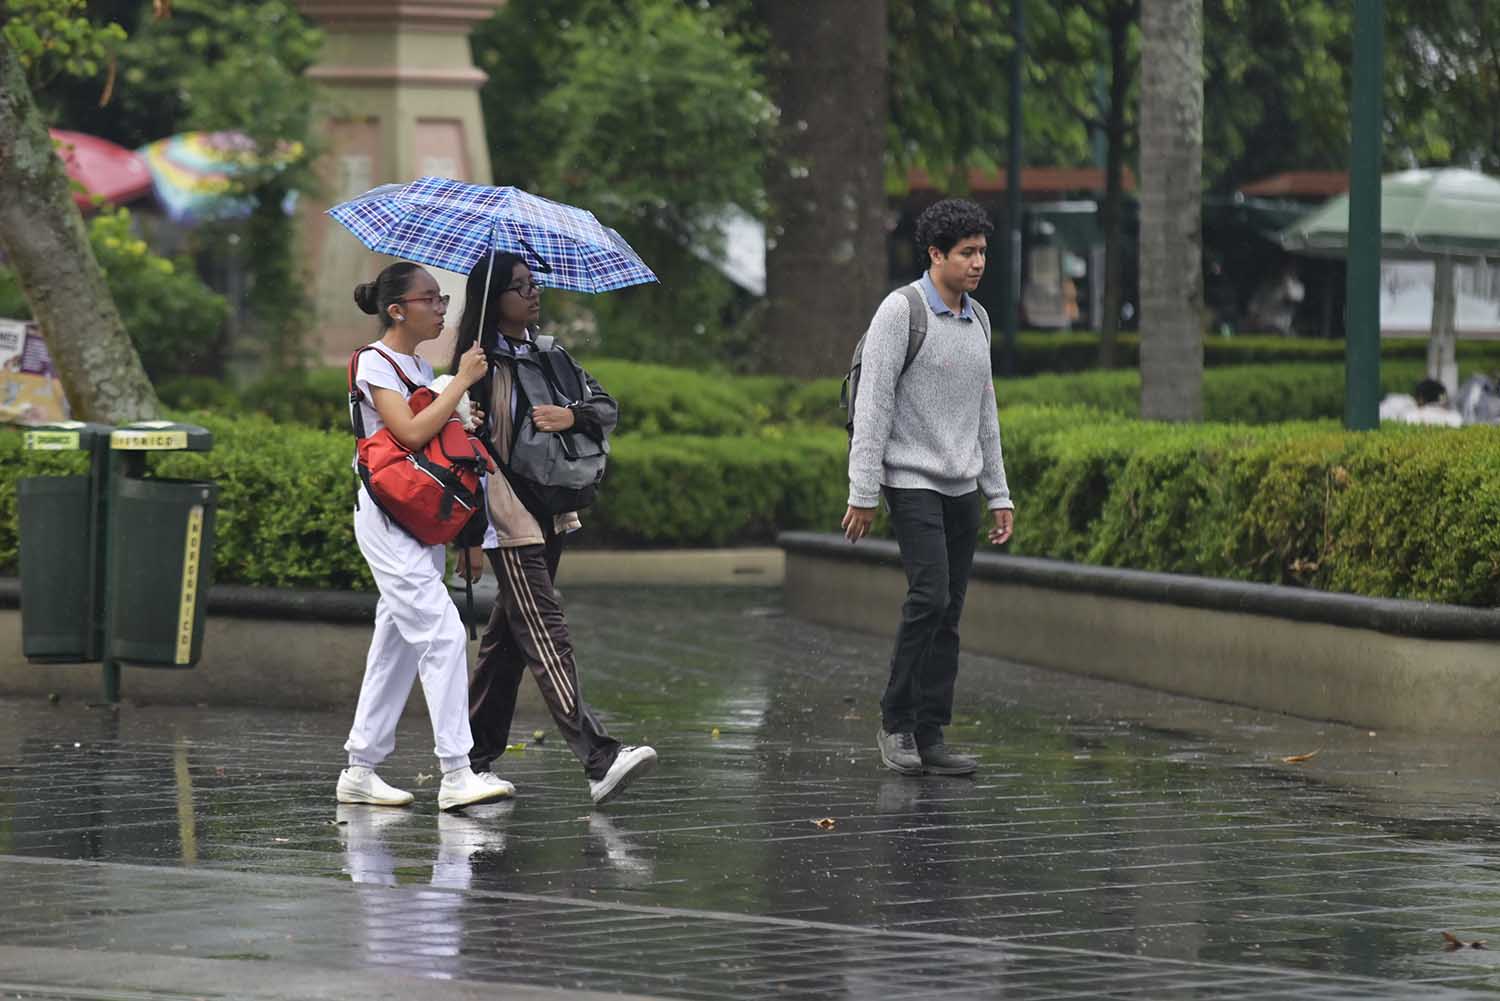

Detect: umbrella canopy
[1280, 168, 1500, 259]
[326, 176, 658, 294]
[1281, 168, 1500, 399]
[137, 131, 302, 224]
[49, 129, 153, 212]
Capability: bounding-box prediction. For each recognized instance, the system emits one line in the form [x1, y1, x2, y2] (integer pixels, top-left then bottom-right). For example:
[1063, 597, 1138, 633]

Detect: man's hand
[988, 508, 1014, 545]
[842, 505, 876, 543]
[531, 404, 574, 432]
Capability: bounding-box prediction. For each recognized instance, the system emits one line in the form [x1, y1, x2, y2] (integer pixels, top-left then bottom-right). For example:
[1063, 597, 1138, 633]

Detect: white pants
[344, 486, 472, 773]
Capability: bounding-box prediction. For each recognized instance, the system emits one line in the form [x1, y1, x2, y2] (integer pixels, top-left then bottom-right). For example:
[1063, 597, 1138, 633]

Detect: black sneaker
[919, 743, 977, 776]
[877, 729, 923, 775]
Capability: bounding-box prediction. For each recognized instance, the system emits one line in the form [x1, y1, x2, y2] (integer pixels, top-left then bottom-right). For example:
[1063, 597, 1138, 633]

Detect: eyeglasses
[396, 293, 451, 308]
[502, 281, 542, 299]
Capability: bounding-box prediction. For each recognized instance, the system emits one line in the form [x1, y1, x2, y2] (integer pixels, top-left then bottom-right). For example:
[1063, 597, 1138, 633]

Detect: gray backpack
[507, 335, 609, 512]
[840, 285, 991, 438]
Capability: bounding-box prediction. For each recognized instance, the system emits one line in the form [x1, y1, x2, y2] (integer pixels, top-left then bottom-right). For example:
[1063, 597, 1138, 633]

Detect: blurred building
[294, 0, 505, 365]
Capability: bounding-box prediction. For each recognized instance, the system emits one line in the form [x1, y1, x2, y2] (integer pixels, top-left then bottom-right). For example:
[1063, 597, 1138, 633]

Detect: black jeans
[880, 487, 982, 747]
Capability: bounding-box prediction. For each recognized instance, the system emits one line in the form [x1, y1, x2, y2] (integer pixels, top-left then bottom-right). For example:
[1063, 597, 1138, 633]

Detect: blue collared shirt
[919, 272, 976, 322]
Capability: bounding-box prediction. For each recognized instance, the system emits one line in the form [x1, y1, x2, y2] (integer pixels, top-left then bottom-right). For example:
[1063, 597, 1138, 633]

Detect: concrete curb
[0, 548, 782, 709]
[778, 531, 1500, 735]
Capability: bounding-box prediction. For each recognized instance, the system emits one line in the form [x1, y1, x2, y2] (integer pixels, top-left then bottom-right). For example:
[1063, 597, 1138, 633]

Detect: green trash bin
[18, 423, 113, 662]
[103, 422, 217, 668]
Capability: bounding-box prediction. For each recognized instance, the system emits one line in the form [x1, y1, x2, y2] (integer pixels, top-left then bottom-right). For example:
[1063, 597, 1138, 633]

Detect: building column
[296, 0, 505, 365]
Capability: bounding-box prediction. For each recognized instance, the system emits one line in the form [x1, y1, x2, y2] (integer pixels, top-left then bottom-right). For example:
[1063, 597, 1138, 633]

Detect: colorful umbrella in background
[49, 129, 153, 213]
[137, 130, 303, 224]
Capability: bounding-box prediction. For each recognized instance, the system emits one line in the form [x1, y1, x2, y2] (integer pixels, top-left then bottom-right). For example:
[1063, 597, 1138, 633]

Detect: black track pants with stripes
[469, 536, 621, 780]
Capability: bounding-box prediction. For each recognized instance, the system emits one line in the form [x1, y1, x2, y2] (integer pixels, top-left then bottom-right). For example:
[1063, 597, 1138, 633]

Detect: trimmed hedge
[159, 348, 1491, 439]
[1004, 332, 1500, 375]
[0, 413, 374, 591]
[783, 360, 1441, 429]
[997, 405, 1500, 606]
[0, 417, 849, 586]
[157, 360, 802, 439]
[6, 403, 1500, 604]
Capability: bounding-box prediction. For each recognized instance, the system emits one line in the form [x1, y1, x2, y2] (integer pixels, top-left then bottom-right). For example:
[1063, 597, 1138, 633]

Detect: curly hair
[915, 198, 994, 255]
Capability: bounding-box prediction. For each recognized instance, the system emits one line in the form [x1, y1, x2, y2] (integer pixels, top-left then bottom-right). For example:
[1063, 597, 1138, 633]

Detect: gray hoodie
[847, 279, 1012, 510]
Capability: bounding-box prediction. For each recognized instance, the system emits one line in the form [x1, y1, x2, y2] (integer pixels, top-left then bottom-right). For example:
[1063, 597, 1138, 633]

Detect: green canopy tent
[1281, 168, 1500, 395]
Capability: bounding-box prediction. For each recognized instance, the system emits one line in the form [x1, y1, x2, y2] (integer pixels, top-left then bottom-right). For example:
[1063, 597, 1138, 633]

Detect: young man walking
[843, 198, 1015, 777]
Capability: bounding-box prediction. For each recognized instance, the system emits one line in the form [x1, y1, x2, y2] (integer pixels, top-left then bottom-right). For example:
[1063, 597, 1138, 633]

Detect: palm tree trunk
[760, 0, 889, 379]
[1138, 0, 1204, 422]
[0, 36, 158, 422]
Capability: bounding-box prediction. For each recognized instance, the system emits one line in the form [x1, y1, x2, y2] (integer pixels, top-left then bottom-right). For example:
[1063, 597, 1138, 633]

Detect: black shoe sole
[878, 753, 924, 776]
[922, 763, 978, 777]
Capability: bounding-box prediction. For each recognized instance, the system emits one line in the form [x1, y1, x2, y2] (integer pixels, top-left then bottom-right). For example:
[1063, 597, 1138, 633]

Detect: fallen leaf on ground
[814, 817, 836, 830]
[1281, 749, 1321, 764]
[505, 743, 526, 752]
[413, 771, 433, 785]
[711, 728, 721, 738]
[1443, 931, 1488, 950]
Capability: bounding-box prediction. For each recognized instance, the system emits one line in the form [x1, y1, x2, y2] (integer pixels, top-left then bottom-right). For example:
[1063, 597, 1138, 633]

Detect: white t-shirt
[352, 344, 433, 468]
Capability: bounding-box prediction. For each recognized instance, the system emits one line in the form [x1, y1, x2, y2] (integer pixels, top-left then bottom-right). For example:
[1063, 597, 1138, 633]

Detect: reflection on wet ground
[4, 587, 1500, 999]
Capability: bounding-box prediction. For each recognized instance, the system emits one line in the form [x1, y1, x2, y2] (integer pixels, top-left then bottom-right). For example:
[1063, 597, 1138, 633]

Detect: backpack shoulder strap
[971, 299, 992, 343]
[895, 284, 928, 375]
[347, 345, 422, 439]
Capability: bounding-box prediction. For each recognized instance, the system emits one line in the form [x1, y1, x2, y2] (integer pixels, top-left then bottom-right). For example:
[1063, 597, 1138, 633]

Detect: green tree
[473, 0, 771, 367]
[0, 0, 157, 420]
[34, 0, 323, 373]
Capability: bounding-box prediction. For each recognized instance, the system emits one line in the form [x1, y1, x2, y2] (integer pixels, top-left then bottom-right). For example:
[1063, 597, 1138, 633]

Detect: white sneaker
[336, 766, 413, 807]
[478, 770, 517, 797]
[589, 745, 658, 806]
[438, 766, 512, 811]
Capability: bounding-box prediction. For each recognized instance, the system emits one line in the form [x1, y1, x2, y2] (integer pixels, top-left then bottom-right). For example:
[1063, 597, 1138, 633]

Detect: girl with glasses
[449, 251, 657, 807]
[337, 260, 515, 812]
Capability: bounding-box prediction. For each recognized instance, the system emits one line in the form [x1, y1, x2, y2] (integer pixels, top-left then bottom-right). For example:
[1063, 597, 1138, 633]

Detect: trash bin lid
[22, 421, 114, 451]
[110, 420, 213, 452]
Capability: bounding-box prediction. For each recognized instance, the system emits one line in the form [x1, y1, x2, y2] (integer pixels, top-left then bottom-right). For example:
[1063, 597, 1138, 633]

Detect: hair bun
[353, 281, 380, 315]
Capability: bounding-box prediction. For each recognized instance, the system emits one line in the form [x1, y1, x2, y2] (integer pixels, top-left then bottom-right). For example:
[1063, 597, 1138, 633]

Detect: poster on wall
[0, 319, 71, 425]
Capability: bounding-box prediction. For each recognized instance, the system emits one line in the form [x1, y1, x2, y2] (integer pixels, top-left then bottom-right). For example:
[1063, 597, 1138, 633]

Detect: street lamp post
[1344, 0, 1384, 430]
[1003, 0, 1024, 378]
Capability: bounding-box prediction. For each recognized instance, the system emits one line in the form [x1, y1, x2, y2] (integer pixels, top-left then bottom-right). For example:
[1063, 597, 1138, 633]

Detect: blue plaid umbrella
[325, 176, 658, 294]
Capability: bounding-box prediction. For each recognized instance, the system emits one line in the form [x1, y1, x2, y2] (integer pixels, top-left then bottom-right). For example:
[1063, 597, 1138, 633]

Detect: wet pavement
[5, 586, 1500, 999]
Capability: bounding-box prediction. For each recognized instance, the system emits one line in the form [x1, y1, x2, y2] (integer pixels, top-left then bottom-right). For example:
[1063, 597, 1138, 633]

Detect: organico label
[23, 431, 80, 451]
[111, 430, 188, 451]
[175, 505, 204, 665]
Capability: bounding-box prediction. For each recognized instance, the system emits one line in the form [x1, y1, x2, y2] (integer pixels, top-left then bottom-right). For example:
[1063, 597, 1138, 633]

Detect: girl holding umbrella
[338, 261, 516, 812]
[451, 251, 657, 806]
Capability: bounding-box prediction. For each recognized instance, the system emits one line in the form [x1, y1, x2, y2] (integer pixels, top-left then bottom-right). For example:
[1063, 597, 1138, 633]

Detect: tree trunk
[1097, 0, 1133, 370]
[760, 0, 889, 379]
[1138, 0, 1203, 422]
[0, 36, 158, 422]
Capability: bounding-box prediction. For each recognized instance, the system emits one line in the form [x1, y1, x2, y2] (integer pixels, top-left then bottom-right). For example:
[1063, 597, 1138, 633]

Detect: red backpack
[347, 346, 495, 546]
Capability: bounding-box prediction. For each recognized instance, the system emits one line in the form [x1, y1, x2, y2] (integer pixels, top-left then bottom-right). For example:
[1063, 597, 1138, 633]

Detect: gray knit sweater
[847, 281, 1013, 510]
